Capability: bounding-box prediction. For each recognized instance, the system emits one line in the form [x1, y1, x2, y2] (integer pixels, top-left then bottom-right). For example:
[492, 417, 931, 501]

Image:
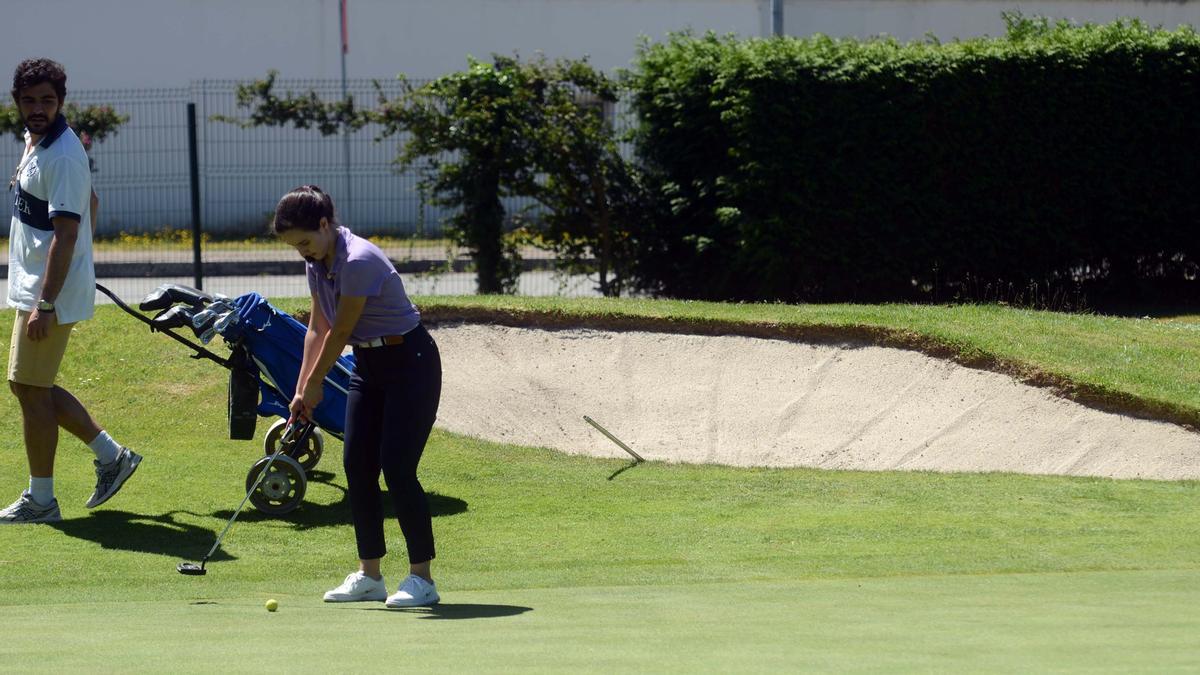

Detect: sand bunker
[429, 324, 1199, 481]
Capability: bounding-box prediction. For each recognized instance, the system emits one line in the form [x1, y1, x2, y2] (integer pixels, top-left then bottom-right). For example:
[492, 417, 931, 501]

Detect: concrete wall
[4, 1, 1198, 233]
[3, 1, 1198, 91]
[1, 0, 767, 87]
[784, 1, 1200, 43]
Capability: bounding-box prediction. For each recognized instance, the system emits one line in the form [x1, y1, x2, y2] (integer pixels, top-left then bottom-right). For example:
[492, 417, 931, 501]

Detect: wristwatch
[36, 299, 55, 312]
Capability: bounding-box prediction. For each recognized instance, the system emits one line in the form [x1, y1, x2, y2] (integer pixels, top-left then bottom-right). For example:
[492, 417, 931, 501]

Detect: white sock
[88, 431, 122, 465]
[29, 476, 54, 506]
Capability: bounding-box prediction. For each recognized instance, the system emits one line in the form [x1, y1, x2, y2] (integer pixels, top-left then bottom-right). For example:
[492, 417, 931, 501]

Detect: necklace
[9, 141, 35, 192]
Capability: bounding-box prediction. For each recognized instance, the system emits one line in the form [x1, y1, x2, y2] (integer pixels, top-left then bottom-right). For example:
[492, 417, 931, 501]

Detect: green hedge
[625, 17, 1200, 304]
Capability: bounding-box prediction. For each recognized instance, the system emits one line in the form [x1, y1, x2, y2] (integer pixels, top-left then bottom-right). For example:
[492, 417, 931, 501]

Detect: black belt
[353, 334, 405, 349]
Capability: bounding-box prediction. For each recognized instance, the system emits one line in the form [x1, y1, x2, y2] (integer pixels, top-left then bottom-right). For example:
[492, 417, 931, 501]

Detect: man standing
[1, 58, 141, 524]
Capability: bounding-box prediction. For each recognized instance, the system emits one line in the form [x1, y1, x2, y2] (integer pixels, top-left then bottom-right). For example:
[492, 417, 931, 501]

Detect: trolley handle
[96, 283, 232, 369]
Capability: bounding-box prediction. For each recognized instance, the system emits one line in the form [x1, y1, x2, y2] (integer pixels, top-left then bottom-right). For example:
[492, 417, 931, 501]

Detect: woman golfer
[274, 185, 442, 607]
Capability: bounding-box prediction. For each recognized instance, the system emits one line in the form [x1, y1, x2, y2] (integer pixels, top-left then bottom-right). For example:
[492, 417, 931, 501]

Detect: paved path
[0, 244, 598, 304]
[0, 270, 599, 308]
[45, 244, 568, 278]
[89, 243, 556, 263]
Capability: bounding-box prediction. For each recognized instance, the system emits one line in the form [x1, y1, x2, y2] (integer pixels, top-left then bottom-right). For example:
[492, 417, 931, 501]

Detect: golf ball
[265, 599, 278, 612]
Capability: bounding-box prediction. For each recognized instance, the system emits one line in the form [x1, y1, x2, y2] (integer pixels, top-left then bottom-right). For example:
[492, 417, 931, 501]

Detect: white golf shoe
[323, 571, 388, 602]
[386, 574, 440, 608]
[87, 447, 143, 508]
[0, 491, 62, 524]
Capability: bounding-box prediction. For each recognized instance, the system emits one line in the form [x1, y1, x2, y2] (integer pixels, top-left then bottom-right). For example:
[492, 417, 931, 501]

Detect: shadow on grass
[607, 460, 642, 481]
[47, 510, 235, 562]
[211, 471, 468, 530]
[356, 603, 533, 619]
[1093, 302, 1200, 319]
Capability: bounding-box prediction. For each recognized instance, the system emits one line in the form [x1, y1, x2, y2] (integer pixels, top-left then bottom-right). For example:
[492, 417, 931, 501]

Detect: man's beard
[23, 115, 49, 134]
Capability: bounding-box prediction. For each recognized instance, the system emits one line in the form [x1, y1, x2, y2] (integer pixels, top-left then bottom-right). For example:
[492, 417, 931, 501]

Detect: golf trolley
[98, 282, 355, 516]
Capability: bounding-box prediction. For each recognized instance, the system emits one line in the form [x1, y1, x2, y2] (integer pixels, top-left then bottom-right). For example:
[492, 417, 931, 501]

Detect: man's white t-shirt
[8, 114, 94, 324]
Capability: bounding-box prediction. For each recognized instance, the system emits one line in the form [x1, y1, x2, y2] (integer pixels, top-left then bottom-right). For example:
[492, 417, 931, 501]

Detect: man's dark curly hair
[11, 58, 67, 102]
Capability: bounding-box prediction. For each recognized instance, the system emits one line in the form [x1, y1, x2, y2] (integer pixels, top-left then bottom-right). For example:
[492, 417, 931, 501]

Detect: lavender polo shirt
[306, 226, 420, 343]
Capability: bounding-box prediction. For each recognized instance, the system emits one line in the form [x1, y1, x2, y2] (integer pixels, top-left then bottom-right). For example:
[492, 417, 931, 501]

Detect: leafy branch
[0, 102, 129, 151]
[219, 57, 643, 296]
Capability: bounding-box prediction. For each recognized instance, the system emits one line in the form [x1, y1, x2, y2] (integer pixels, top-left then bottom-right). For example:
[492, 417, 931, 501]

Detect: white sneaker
[87, 447, 143, 508]
[323, 572, 388, 602]
[0, 491, 62, 524]
[386, 574, 440, 608]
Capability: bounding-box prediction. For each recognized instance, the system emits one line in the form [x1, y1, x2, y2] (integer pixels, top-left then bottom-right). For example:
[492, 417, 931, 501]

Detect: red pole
[340, 0, 349, 53]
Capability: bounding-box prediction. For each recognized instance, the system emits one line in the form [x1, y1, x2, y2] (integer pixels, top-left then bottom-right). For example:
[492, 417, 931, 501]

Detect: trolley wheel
[263, 418, 324, 473]
[246, 454, 307, 516]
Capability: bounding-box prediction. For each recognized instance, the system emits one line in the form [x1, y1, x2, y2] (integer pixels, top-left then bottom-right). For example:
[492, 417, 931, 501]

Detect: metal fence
[193, 78, 443, 236]
[3, 80, 634, 300]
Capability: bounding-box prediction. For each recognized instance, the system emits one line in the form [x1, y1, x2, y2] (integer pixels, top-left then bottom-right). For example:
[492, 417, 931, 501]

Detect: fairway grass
[0, 304, 1196, 671]
[1, 426, 1196, 672]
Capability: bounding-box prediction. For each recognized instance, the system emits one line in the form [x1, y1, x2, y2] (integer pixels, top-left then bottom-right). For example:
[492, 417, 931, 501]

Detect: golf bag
[99, 283, 354, 516]
[221, 292, 354, 440]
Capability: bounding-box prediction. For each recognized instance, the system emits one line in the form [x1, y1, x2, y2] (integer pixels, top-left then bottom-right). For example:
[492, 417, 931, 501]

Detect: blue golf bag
[99, 282, 353, 515]
[223, 292, 355, 440]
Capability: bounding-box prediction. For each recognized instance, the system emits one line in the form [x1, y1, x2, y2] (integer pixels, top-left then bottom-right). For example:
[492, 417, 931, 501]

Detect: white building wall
[3, 1, 1198, 234]
[3, 1, 1198, 90]
[785, 1, 1200, 43]
[1, 0, 767, 87]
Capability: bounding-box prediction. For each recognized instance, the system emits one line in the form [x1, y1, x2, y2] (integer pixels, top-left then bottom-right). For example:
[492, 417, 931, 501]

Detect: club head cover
[139, 283, 216, 312]
[150, 305, 195, 331]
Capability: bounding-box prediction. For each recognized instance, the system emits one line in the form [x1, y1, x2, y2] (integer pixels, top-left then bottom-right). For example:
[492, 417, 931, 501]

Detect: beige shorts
[8, 310, 75, 388]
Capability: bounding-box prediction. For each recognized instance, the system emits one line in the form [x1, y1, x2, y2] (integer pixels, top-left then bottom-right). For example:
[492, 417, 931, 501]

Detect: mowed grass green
[2, 572, 1197, 673]
[0, 302, 1197, 672]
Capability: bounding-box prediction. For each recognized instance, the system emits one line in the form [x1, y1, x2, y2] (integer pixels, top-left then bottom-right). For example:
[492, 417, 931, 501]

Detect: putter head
[177, 561, 207, 576]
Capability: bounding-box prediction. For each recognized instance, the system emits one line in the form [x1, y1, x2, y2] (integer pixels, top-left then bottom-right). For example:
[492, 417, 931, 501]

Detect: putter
[178, 419, 315, 576]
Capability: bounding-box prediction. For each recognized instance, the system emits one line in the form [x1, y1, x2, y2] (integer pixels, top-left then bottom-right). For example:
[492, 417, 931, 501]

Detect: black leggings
[343, 324, 442, 563]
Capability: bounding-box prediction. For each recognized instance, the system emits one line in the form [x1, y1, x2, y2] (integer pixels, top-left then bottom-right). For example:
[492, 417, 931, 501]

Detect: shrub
[625, 16, 1200, 305]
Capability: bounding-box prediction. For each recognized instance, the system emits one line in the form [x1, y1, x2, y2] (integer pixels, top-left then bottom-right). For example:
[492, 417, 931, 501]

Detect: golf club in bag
[178, 420, 316, 576]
